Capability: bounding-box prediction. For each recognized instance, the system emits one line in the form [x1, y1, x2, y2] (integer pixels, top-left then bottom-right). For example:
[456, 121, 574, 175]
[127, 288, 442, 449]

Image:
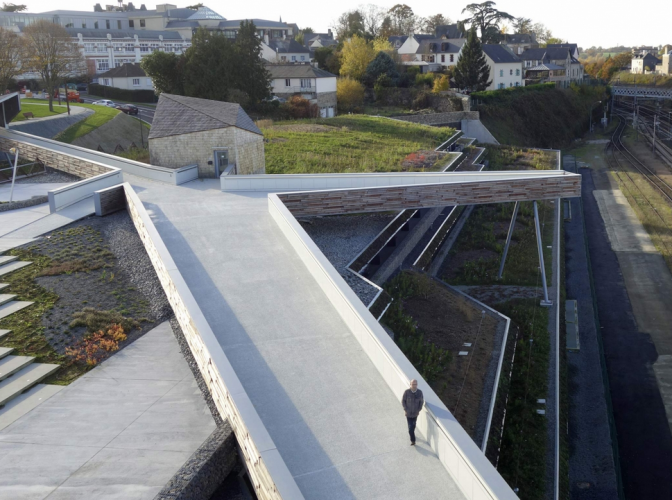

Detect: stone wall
[278, 175, 581, 216]
[149, 127, 265, 178]
[94, 184, 126, 216]
[391, 111, 480, 127]
[0, 136, 111, 179]
[316, 91, 337, 112]
[122, 184, 297, 500]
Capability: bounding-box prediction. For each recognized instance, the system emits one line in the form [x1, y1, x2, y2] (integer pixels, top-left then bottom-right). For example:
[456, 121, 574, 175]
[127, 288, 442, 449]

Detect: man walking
[402, 379, 424, 445]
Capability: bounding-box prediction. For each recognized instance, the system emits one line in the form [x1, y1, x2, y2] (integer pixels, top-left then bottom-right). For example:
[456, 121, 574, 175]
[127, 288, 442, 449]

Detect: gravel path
[15, 168, 81, 184]
[301, 214, 394, 305]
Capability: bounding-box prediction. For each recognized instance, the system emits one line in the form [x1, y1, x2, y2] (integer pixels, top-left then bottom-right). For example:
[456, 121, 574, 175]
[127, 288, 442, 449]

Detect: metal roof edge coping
[267, 192, 518, 500]
[122, 183, 305, 500]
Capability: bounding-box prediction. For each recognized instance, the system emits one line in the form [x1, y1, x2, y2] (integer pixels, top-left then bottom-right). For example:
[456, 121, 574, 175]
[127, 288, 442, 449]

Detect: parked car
[92, 99, 117, 107]
[118, 104, 139, 115]
[76, 83, 87, 92]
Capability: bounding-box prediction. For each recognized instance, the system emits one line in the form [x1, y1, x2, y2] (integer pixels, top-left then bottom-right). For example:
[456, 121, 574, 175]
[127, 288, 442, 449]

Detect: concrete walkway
[0, 321, 215, 500]
[0, 204, 50, 238]
[0, 183, 70, 203]
[129, 175, 464, 499]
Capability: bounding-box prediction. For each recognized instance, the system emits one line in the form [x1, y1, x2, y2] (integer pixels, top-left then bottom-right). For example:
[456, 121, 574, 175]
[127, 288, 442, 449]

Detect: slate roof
[502, 33, 536, 44]
[527, 63, 565, 71]
[186, 7, 224, 20]
[434, 24, 464, 39]
[417, 38, 465, 54]
[388, 35, 408, 46]
[266, 64, 336, 79]
[148, 94, 261, 140]
[97, 63, 146, 79]
[268, 39, 309, 54]
[520, 47, 572, 61]
[482, 44, 520, 63]
[219, 19, 290, 29]
[65, 27, 183, 39]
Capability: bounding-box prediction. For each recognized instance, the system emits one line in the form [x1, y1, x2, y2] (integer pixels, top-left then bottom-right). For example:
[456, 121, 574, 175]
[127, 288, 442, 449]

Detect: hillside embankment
[475, 84, 608, 148]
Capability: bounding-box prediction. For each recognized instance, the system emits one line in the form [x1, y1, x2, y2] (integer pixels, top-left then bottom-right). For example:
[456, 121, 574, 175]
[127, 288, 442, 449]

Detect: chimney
[328, 28, 332, 38]
[264, 33, 269, 45]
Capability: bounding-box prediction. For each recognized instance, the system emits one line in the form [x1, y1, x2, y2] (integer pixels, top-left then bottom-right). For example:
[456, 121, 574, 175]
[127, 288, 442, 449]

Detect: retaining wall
[120, 183, 303, 500]
[49, 168, 122, 212]
[268, 193, 518, 500]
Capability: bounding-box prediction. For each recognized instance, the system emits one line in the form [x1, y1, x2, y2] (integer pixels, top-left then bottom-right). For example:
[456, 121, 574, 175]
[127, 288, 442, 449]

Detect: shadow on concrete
[141, 200, 354, 498]
[581, 168, 672, 499]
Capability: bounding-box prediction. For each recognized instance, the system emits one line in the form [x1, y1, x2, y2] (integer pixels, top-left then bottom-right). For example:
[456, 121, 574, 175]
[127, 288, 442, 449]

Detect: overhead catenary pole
[534, 200, 552, 306]
[497, 201, 519, 279]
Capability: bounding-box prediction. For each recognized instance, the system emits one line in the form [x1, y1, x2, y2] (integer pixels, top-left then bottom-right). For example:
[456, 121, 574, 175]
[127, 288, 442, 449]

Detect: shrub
[282, 96, 318, 119]
[412, 90, 431, 110]
[415, 72, 435, 87]
[70, 307, 139, 333]
[433, 74, 450, 93]
[65, 323, 127, 366]
[337, 77, 365, 112]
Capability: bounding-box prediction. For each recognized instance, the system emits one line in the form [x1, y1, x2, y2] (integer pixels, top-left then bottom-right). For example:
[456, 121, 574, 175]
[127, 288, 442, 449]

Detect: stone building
[148, 94, 265, 178]
[267, 64, 337, 117]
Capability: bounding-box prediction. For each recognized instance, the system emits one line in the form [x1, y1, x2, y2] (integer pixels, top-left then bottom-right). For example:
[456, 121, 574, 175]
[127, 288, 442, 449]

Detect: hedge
[88, 83, 158, 103]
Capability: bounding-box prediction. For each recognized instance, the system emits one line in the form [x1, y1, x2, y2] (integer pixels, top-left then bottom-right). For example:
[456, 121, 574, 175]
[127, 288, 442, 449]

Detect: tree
[360, 4, 387, 39]
[333, 9, 366, 40]
[421, 14, 451, 35]
[295, 27, 314, 45]
[185, 3, 203, 9]
[141, 51, 183, 95]
[372, 37, 393, 53]
[22, 21, 86, 111]
[1, 3, 27, 11]
[433, 74, 450, 92]
[453, 27, 491, 91]
[0, 27, 23, 92]
[531, 22, 552, 44]
[461, 2, 514, 43]
[512, 17, 532, 34]
[340, 35, 375, 80]
[388, 4, 417, 35]
[543, 37, 564, 47]
[364, 51, 399, 86]
[337, 77, 364, 112]
[233, 20, 270, 103]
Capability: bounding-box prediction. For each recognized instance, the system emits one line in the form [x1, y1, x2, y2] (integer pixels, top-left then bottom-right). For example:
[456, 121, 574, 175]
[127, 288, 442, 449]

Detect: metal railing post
[497, 201, 519, 279]
[8, 147, 19, 203]
[534, 200, 552, 306]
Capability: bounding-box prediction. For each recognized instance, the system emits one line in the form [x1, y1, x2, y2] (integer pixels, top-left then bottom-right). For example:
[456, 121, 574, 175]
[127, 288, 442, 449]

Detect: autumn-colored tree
[340, 35, 375, 80]
[337, 77, 365, 112]
[433, 74, 450, 93]
[22, 21, 86, 111]
[0, 27, 23, 92]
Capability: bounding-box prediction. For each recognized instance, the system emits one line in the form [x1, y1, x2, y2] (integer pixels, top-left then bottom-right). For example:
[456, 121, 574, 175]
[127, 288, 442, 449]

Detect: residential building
[148, 93, 265, 177]
[262, 38, 310, 63]
[546, 43, 579, 59]
[500, 33, 538, 55]
[388, 35, 408, 50]
[218, 19, 294, 41]
[482, 44, 523, 90]
[96, 62, 153, 90]
[632, 53, 662, 74]
[434, 24, 464, 39]
[520, 47, 584, 87]
[657, 47, 671, 75]
[266, 64, 337, 117]
[398, 35, 466, 72]
[304, 31, 337, 59]
[524, 63, 567, 86]
[632, 45, 659, 57]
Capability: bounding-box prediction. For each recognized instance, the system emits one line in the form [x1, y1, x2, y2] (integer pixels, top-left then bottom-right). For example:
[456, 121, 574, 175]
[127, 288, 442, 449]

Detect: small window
[103, 78, 110, 85]
[82, 22, 86, 28]
[280, 56, 286, 61]
[441, 54, 445, 63]
[291, 55, 296, 61]
[450, 54, 454, 62]
[117, 20, 121, 29]
[132, 78, 140, 86]
[300, 56, 305, 61]
[129, 20, 134, 28]
[500, 69, 503, 77]
[510, 69, 513, 75]
[106, 20, 110, 29]
[94, 21, 99, 29]
[516, 68, 520, 76]
[515, 81, 520, 87]
[300, 78, 312, 88]
[65, 22, 73, 28]
[285, 78, 290, 86]
[140, 19, 145, 28]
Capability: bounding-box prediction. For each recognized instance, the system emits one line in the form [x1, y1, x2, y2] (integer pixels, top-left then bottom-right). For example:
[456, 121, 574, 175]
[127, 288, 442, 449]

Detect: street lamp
[590, 100, 602, 134]
[8, 147, 19, 203]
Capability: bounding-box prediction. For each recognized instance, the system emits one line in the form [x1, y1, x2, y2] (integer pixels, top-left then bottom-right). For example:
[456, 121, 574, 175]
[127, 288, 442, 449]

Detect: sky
[14, 0, 671, 49]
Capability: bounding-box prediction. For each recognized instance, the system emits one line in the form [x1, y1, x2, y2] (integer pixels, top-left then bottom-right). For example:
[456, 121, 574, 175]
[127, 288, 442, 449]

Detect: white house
[97, 62, 153, 90]
[398, 35, 466, 73]
[266, 64, 337, 117]
[520, 47, 584, 87]
[482, 44, 523, 90]
[261, 38, 311, 63]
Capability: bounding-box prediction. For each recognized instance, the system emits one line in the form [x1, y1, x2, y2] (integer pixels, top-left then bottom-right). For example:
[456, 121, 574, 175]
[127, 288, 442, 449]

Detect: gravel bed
[301, 214, 395, 305]
[0, 195, 47, 212]
[15, 167, 81, 184]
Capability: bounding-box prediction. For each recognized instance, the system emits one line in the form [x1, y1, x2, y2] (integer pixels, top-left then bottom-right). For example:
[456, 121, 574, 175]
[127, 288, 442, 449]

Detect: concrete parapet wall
[392, 111, 479, 126]
[268, 193, 518, 500]
[122, 183, 303, 500]
[48, 168, 122, 212]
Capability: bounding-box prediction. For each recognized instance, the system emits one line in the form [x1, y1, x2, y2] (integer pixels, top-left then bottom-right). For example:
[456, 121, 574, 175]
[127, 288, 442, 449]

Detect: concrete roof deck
[129, 175, 465, 499]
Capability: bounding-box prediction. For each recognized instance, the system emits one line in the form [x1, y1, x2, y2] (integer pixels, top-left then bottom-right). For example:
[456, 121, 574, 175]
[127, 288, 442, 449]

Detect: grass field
[54, 104, 120, 144]
[612, 71, 672, 88]
[259, 115, 455, 174]
[10, 103, 67, 122]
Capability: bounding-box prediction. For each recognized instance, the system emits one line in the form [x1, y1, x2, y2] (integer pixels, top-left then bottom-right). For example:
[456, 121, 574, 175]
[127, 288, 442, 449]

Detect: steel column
[534, 201, 552, 306]
[497, 201, 519, 279]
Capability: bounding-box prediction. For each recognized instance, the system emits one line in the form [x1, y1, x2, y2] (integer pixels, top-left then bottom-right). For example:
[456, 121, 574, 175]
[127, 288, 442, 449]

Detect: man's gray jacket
[402, 388, 424, 418]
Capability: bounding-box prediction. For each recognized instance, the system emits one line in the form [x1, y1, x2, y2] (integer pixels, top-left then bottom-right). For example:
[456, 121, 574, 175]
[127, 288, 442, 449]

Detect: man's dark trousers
[407, 417, 417, 443]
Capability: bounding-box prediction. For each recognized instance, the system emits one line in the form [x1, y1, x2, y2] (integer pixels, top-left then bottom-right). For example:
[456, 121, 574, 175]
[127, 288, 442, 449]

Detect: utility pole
[653, 115, 657, 154]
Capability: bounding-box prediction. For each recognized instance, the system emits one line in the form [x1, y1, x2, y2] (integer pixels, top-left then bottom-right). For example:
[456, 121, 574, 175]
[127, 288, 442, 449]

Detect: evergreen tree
[453, 27, 491, 92]
[364, 51, 399, 86]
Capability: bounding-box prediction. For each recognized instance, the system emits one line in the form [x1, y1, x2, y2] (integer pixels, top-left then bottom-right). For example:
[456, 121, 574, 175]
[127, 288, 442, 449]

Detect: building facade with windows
[520, 47, 584, 87]
[261, 38, 310, 63]
[397, 35, 466, 73]
[482, 44, 523, 90]
[96, 62, 153, 90]
[266, 64, 337, 117]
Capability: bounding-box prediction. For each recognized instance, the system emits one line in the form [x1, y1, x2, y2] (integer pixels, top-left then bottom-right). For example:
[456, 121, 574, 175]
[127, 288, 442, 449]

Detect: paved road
[581, 169, 672, 499]
[80, 93, 156, 124]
